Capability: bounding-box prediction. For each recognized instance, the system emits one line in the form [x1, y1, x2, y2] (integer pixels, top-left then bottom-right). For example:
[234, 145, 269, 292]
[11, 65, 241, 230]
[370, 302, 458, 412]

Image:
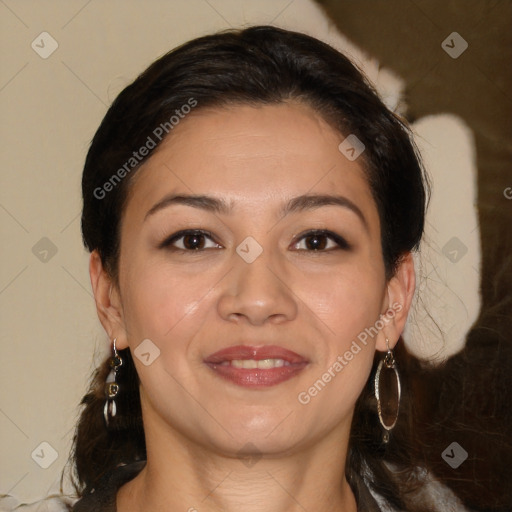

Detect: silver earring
[104, 338, 123, 427]
[374, 338, 401, 443]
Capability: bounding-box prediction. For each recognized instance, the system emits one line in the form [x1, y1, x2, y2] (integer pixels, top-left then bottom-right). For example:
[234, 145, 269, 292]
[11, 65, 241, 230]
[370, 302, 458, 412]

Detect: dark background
[315, 1, 512, 509]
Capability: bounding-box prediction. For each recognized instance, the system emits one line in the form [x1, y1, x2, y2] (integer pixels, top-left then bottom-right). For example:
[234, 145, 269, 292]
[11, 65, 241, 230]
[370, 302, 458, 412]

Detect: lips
[204, 345, 309, 388]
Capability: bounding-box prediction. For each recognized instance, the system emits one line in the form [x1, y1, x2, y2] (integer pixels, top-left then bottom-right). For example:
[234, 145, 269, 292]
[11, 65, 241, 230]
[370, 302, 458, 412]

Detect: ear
[375, 252, 416, 352]
[89, 250, 129, 349]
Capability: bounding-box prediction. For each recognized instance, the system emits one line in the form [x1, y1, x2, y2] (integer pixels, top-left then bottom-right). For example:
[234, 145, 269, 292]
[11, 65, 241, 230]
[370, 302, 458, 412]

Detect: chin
[207, 410, 310, 455]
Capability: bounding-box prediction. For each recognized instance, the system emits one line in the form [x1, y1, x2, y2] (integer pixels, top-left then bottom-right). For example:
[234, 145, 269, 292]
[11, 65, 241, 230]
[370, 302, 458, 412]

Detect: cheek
[295, 262, 385, 342]
[119, 257, 215, 342]
[292, 260, 384, 404]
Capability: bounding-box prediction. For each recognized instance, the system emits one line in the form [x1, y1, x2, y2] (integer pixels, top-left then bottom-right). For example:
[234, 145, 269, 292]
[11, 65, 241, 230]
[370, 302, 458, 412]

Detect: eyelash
[160, 229, 350, 252]
[292, 229, 351, 251]
[159, 230, 219, 251]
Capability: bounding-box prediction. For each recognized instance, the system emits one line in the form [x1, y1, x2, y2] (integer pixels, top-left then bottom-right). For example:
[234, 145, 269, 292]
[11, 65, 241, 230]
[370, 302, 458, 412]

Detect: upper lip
[204, 345, 308, 364]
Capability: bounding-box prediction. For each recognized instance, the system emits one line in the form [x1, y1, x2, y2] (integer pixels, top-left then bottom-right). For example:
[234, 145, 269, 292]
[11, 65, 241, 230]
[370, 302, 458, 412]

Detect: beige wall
[0, 0, 479, 501]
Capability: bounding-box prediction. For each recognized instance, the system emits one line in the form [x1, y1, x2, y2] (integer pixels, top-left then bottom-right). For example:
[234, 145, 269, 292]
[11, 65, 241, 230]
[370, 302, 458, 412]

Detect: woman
[70, 25, 468, 511]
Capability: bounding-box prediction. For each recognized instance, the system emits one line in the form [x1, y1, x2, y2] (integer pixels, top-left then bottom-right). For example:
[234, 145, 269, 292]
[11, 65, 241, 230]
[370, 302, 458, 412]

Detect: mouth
[204, 345, 309, 388]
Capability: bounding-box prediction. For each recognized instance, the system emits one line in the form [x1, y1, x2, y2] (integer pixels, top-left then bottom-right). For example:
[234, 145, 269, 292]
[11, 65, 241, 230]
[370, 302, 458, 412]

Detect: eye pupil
[305, 235, 326, 250]
[183, 233, 204, 250]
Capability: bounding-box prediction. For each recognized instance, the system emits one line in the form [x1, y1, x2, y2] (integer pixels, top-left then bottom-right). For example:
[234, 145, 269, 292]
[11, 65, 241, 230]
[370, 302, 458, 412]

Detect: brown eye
[161, 230, 221, 251]
[304, 234, 328, 250]
[182, 233, 206, 250]
[292, 230, 350, 251]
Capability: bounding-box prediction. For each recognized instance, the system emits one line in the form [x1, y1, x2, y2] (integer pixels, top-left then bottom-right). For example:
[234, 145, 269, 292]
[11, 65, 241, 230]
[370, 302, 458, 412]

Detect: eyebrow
[144, 193, 368, 230]
[144, 194, 231, 220]
[281, 194, 368, 231]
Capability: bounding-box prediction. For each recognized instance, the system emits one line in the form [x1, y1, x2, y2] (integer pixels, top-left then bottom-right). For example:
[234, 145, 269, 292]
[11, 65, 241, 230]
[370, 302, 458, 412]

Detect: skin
[90, 102, 415, 512]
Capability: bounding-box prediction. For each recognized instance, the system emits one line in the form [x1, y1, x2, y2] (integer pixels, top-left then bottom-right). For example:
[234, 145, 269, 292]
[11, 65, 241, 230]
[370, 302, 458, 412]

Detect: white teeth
[230, 358, 288, 369]
[257, 358, 283, 369]
[231, 359, 258, 369]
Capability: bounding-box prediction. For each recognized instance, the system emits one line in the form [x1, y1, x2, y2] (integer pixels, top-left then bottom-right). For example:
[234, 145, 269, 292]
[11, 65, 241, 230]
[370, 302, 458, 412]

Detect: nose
[217, 249, 298, 326]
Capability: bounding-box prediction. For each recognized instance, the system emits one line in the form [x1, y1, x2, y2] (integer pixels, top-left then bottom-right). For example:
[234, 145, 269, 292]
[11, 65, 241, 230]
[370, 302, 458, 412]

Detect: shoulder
[0, 494, 76, 511]
[1, 461, 147, 512]
[413, 474, 472, 512]
[72, 460, 146, 512]
[364, 466, 473, 512]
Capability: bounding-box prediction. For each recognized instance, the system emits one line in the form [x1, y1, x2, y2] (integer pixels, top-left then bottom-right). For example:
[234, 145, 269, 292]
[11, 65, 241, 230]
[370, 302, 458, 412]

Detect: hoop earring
[374, 338, 401, 443]
[104, 338, 123, 427]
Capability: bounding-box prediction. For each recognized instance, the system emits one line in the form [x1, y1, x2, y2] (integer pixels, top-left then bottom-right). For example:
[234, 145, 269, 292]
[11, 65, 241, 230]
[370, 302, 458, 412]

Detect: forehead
[124, 102, 378, 226]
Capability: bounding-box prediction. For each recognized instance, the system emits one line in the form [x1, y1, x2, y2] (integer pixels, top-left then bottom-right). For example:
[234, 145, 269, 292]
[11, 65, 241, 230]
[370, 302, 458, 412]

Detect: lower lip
[205, 362, 308, 388]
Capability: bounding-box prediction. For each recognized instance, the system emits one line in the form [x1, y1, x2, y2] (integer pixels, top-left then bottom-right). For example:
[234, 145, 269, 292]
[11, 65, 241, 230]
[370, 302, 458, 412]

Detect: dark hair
[73, 25, 432, 509]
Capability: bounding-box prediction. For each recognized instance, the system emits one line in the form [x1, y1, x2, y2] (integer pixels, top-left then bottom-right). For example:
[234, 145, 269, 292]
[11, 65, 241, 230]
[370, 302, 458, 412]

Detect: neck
[117, 419, 357, 512]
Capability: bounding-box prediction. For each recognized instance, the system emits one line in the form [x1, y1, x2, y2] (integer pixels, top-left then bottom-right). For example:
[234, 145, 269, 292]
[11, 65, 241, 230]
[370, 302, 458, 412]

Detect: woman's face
[98, 102, 409, 457]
